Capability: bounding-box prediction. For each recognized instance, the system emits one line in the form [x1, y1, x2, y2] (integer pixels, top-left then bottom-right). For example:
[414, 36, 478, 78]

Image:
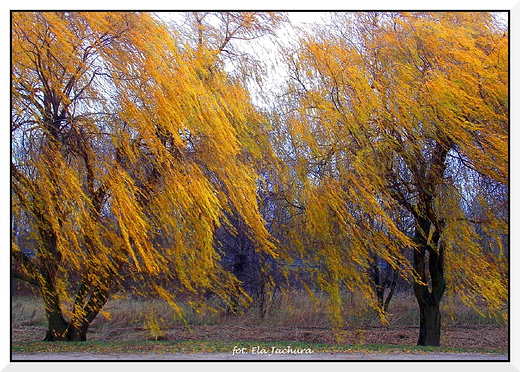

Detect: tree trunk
[43, 307, 102, 341]
[369, 254, 398, 314]
[42, 289, 90, 341]
[41, 278, 108, 341]
[383, 269, 398, 313]
[44, 321, 88, 341]
[412, 237, 446, 346]
[417, 299, 441, 346]
[43, 311, 69, 341]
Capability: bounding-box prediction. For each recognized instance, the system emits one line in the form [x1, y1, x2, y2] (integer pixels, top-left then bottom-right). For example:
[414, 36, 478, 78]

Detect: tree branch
[11, 249, 41, 287]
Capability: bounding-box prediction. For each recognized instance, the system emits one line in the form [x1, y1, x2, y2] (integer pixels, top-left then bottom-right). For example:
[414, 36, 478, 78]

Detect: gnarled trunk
[40, 276, 108, 341]
[44, 319, 88, 341]
[412, 241, 446, 346]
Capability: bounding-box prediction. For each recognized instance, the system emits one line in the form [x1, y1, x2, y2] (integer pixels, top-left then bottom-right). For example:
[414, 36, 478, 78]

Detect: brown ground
[12, 323, 508, 349]
[11, 324, 508, 361]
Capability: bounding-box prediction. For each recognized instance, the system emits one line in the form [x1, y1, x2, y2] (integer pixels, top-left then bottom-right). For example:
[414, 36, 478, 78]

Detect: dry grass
[12, 289, 505, 334]
[11, 295, 46, 326]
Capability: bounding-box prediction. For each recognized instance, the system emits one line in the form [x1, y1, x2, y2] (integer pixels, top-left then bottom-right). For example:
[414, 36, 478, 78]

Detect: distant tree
[170, 12, 289, 316]
[275, 12, 508, 345]
[11, 11, 281, 341]
[368, 252, 399, 314]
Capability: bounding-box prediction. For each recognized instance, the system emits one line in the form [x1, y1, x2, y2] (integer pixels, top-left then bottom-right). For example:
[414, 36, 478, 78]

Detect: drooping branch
[11, 249, 40, 287]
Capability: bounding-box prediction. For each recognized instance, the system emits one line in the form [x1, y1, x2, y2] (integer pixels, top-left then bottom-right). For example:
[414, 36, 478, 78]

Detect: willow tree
[11, 11, 280, 341]
[276, 12, 508, 346]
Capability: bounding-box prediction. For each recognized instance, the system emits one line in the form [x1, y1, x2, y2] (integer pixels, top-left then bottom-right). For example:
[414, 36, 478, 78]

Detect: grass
[11, 339, 507, 355]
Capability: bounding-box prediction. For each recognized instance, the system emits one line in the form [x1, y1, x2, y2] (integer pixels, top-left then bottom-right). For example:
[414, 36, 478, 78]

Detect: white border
[4, 1, 519, 372]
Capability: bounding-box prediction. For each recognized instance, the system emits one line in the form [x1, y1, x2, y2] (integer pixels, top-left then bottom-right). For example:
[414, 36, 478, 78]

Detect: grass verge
[11, 340, 507, 355]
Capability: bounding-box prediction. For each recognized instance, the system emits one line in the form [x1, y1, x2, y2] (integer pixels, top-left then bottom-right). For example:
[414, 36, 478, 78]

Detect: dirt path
[11, 351, 508, 361]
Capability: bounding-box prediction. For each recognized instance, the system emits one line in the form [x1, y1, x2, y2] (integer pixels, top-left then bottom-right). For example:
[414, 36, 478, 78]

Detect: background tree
[274, 12, 508, 345]
[11, 11, 281, 341]
[168, 12, 289, 315]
